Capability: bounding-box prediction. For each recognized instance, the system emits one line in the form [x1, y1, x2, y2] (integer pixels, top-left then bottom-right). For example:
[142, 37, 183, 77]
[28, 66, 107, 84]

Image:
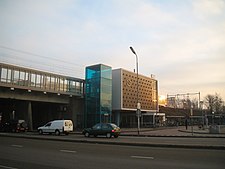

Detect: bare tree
[204, 93, 224, 113]
[179, 98, 198, 109]
[191, 98, 199, 109]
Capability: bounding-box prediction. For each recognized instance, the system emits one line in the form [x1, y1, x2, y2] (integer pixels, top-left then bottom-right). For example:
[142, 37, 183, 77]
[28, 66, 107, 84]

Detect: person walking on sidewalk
[185, 119, 188, 130]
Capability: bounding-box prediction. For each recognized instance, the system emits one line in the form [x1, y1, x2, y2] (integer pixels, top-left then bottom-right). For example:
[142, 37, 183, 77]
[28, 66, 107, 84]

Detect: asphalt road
[0, 137, 224, 169]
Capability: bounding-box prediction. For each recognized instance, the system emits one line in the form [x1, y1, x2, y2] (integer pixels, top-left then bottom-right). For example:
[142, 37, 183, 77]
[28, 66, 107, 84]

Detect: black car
[0, 119, 28, 132]
[82, 123, 121, 138]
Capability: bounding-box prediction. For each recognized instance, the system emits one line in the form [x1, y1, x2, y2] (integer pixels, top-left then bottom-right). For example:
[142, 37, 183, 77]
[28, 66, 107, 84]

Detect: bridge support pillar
[115, 111, 120, 127]
[70, 98, 84, 129]
[27, 101, 33, 131]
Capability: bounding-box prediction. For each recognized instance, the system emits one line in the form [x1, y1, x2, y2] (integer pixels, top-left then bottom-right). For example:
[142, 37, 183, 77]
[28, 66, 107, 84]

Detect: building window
[13, 70, 20, 84]
[0, 68, 7, 82]
[36, 74, 41, 88]
[60, 78, 64, 91]
[30, 73, 36, 87]
[45, 76, 51, 89]
[19, 71, 25, 86]
[50, 76, 55, 90]
[64, 79, 68, 92]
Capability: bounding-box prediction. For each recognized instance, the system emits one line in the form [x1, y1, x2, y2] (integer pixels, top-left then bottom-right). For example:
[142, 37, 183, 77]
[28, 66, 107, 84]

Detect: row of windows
[123, 72, 156, 84]
[123, 82, 156, 90]
[123, 77, 154, 82]
[122, 103, 154, 110]
[123, 95, 154, 101]
[129, 80, 154, 87]
[123, 90, 154, 96]
[123, 89, 156, 100]
[123, 79, 157, 91]
[123, 99, 154, 105]
[0, 65, 84, 95]
[123, 97, 153, 104]
[122, 95, 157, 110]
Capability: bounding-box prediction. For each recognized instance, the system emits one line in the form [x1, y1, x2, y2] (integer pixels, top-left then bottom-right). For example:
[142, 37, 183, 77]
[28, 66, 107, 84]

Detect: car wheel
[106, 133, 111, 138]
[94, 134, 97, 137]
[55, 130, 60, 136]
[85, 132, 90, 137]
[38, 129, 43, 135]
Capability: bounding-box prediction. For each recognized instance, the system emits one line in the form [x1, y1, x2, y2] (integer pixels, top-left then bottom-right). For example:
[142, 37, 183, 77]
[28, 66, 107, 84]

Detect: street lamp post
[129, 46, 141, 135]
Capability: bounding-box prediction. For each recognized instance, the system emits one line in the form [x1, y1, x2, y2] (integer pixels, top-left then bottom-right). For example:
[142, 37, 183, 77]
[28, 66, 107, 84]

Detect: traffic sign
[136, 109, 141, 117]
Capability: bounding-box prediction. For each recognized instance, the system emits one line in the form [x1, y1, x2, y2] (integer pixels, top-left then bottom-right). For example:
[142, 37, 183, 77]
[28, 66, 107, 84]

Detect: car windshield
[92, 123, 101, 129]
[102, 124, 111, 129]
[110, 124, 118, 128]
[45, 122, 52, 127]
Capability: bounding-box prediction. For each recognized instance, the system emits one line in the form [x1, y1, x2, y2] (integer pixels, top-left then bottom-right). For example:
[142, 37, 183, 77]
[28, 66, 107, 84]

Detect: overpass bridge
[0, 63, 85, 130]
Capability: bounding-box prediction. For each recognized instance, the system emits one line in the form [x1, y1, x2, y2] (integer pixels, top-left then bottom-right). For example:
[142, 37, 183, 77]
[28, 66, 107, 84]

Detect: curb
[120, 134, 225, 138]
[178, 130, 225, 138]
[1, 133, 225, 150]
[70, 132, 225, 138]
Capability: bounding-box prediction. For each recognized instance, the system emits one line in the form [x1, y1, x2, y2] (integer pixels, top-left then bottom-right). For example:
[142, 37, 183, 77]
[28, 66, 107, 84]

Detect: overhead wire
[0, 54, 84, 78]
[0, 53, 83, 77]
[0, 45, 85, 78]
[0, 45, 83, 67]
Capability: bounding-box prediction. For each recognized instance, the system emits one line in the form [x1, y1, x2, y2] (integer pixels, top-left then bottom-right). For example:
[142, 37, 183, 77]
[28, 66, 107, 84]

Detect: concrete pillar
[70, 98, 84, 129]
[12, 110, 15, 120]
[153, 113, 155, 126]
[68, 98, 77, 128]
[28, 101, 33, 131]
[71, 99, 77, 128]
[115, 111, 120, 126]
[48, 105, 54, 120]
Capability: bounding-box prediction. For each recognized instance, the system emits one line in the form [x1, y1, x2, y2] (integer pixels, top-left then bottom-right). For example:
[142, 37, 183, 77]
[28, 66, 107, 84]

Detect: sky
[0, 0, 225, 101]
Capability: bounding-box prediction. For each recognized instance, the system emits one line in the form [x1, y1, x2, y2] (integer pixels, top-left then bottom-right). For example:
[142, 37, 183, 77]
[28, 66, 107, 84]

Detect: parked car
[82, 123, 121, 138]
[0, 119, 28, 132]
[38, 120, 73, 135]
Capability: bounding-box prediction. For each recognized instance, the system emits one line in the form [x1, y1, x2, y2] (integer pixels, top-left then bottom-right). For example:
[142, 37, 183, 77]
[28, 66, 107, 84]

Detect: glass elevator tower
[85, 64, 112, 127]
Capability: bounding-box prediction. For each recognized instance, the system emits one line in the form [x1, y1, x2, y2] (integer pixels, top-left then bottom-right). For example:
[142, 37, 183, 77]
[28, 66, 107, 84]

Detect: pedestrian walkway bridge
[0, 62, 84, 97]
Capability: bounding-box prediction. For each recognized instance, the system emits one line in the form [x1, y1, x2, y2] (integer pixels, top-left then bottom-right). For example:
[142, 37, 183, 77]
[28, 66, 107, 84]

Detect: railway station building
[0, 62, 160, 129]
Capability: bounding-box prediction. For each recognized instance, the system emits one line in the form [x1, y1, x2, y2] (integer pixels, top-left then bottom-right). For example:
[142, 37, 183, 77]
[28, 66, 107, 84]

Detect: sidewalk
[120, 125, 225, 138]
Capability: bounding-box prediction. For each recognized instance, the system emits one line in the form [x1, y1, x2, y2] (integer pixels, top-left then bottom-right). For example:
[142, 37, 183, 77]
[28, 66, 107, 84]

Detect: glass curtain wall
[85, 64, 112, 127]
[100, 65, 112, 123]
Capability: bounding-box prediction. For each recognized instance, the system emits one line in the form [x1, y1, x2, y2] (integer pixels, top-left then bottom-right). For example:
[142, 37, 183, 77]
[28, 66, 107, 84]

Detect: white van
[38, 120, 73, 135]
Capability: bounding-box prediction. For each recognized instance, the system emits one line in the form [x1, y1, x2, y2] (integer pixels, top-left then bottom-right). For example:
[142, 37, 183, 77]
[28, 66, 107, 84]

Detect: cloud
[132, 2, 176, 27]
[192, 0, 225, 18]
[0, 0, 225, 99]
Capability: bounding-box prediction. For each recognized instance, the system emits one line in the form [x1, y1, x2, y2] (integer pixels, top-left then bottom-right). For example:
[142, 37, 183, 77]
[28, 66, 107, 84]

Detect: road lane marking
[11, 145, 23, 148]
[131, 156, 154, 160]
[60, 150, 77, 153]
[0, 164, 18, 169]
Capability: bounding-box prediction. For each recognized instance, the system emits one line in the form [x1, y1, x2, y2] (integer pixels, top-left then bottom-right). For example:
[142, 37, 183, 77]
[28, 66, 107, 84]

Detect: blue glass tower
[85, 64, 112, 127]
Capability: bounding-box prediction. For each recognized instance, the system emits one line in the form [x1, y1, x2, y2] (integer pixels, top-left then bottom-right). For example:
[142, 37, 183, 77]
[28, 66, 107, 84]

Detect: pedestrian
[176, 120, 179, 127]
[185, 119, 188, 130]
